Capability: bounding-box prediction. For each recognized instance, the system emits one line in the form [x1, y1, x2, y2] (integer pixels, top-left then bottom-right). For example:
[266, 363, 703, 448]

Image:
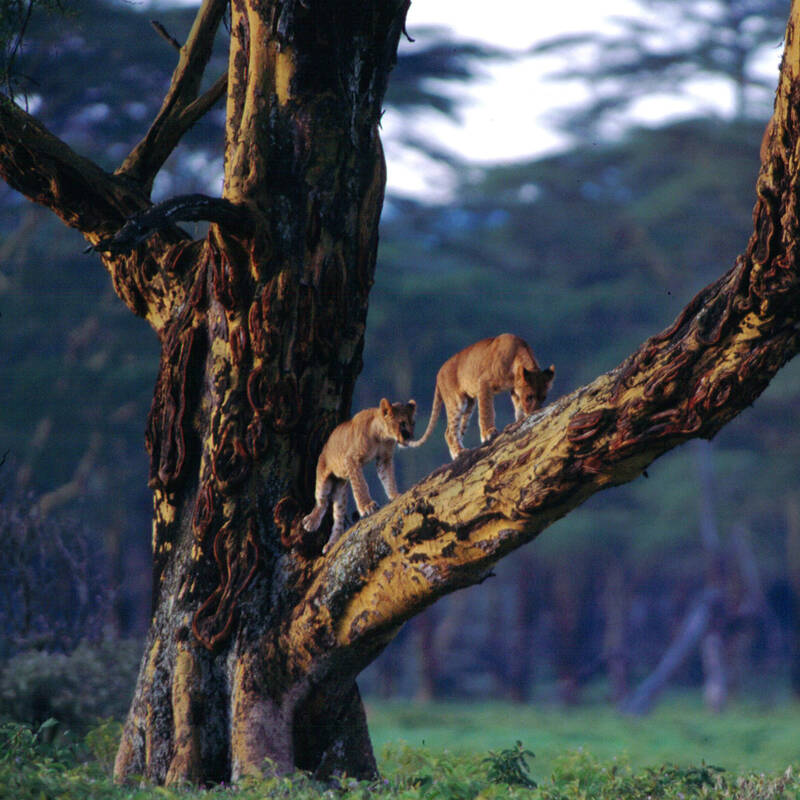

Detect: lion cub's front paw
[359, 501, 379, 517]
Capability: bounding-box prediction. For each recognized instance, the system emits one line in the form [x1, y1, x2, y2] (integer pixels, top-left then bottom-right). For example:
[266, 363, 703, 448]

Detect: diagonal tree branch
[282, 8, 800, 684]
[177, 71, 228, 133]
[117, 0, 229, 190]
[289, 252, 800, 681]
[151, 20, 183, 51]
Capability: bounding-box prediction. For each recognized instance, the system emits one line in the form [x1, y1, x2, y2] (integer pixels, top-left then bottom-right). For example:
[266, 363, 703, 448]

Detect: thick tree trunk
[107, 2, 410, 782]
[5, 0, 800, 788]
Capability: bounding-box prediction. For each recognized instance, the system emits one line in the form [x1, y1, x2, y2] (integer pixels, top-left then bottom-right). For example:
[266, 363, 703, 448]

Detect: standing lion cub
[409, 333, 554, 459]
[302, 398, 416, 554]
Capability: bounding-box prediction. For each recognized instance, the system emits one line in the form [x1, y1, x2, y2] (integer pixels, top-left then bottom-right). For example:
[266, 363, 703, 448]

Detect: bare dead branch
[151, 20, 182, 51]
[621, 588, 721, 715]
[177, 71, 228, 131]
[35, 433, 102, 517]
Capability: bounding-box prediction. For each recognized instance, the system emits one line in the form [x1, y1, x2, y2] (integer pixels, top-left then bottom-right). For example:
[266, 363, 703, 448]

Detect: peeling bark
[3, 0, 800, 788]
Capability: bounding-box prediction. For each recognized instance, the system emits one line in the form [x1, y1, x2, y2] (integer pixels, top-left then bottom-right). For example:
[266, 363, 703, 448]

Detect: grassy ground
[4, 694, 800, 798]
[367, 692, 800, 779]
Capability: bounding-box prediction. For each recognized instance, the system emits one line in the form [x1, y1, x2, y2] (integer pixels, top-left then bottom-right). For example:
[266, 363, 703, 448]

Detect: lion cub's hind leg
[458, 397, 475, 442]
[443, 396, 471, 459]
[302, 469, 335, 532]
[444, 409, 462, 460]
[322, 481, 349, 554]
[476, 381, 498, 443]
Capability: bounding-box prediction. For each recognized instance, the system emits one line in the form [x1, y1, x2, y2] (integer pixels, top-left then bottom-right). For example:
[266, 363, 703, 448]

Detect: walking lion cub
[409, 334, 554, 459]
[302, 398, 416, 554]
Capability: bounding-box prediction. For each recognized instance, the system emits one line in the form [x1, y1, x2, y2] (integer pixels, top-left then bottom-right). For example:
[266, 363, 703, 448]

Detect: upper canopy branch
[117, 0, 229, 191]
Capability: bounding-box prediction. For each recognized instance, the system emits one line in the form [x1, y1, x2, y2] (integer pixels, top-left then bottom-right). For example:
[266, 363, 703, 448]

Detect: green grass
[4, 696, 800, 799]
[367, 693, 800, 777]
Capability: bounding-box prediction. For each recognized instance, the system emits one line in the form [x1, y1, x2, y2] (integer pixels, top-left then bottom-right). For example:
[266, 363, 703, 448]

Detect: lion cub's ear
[380, 397, 392, 416]
[407, 399, 416, 416]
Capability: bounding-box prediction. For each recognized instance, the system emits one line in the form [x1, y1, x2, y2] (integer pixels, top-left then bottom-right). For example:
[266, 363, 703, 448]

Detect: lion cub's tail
[406, 385, 443, 448]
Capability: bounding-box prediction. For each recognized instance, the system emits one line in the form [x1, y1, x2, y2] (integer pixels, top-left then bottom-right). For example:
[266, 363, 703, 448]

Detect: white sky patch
[144, 0, 784, 200]
[383, 0, 784, 199]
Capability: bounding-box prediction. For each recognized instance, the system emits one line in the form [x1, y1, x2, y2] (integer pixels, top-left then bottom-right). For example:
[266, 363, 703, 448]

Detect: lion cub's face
[380, 398, 416, 446]
[515, 365, 555, 415]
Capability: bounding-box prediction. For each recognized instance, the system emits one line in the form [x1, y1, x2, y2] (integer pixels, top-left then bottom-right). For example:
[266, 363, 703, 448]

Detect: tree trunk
[108, 2, 410, 782]
[509, 551, 538, 702]
[694, 440, 728, 712]
[601, 556, 629, 704]
[5, 0, 800, 788]
[785, 493, 800, 695]
[551, 566, 584, 704]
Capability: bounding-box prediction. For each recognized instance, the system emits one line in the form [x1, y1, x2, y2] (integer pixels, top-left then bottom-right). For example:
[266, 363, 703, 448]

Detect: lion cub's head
[379, 398, 416, 446]
[515, 364, 555, 415]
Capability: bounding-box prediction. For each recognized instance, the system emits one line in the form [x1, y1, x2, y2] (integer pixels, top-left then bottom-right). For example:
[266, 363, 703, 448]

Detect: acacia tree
[3, 0, 800, 786]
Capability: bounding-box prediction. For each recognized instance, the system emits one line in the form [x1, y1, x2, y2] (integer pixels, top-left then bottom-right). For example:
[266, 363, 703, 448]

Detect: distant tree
[3, 0, 800, 788]
[534, 0, 787, 139]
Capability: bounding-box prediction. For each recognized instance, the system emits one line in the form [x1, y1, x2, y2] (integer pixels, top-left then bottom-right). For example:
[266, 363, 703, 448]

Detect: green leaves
[483, 741, 537, 789]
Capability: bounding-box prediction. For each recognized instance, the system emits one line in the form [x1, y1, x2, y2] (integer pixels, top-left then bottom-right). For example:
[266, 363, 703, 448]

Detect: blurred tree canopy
[533, 0, 786, 138]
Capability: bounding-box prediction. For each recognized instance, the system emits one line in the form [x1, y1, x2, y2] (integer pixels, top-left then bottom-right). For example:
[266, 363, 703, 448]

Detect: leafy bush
[0, 639, 141, 732]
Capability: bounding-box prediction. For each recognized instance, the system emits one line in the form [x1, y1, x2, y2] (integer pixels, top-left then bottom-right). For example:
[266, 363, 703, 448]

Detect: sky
[382, 0, 784, 200]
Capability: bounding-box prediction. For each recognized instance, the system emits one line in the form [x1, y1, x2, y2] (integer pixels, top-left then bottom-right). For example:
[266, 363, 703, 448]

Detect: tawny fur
[409, 333, 554, 459]
[302, 398, 416, 554]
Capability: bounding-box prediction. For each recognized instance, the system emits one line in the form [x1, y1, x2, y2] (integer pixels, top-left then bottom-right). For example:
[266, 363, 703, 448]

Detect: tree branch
[285, 3, 800, 672]
[117, 0, 229, 190]
[0, 97, 149, 240]
[290, 255, 799, 680]
[90, 193, 253, 254]
[0, 97, 200, 323]
[177, 72, 228, 133]
[151, 20, 182, 51]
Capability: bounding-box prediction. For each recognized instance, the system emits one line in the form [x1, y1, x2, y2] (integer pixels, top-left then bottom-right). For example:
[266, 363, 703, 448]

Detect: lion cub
[302, 398, 416, 554]
[409, 333, 554, 459]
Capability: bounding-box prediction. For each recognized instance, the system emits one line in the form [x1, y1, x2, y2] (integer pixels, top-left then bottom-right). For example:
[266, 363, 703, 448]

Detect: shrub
[483, 740, 537, 788]
[0, 639, 141, 732]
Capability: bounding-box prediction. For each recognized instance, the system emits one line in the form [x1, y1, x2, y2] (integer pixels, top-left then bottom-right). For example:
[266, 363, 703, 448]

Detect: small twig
[178, 71, 228, 128]
[151, 20, 182, 51]
[400, 0, 414, 42]
[4, 0, 35, 96]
